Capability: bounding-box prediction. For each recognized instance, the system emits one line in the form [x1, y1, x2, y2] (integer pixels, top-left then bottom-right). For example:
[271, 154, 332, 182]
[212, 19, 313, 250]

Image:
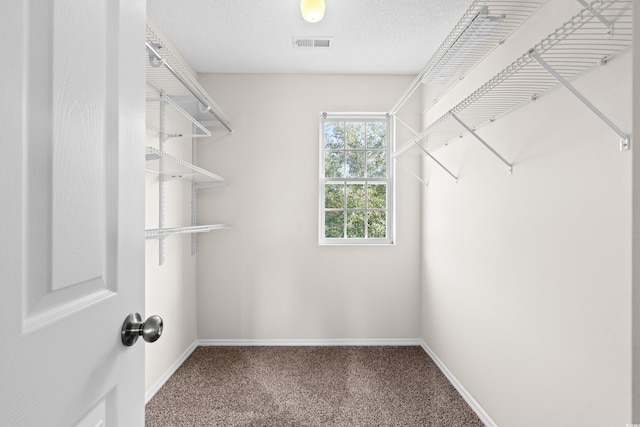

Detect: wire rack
[145, 225, 229, 240]
[146, 25, 233, 133]
[145, 146, 227, 185]
[394, 0, 632, 175]
[391, 0, 548, 114]
[145, 25, 233, 261]
[146, 82, 211, 139]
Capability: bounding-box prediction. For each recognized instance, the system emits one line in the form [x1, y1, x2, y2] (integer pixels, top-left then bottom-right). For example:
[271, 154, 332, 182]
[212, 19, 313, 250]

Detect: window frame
[318, 112, 395, 245]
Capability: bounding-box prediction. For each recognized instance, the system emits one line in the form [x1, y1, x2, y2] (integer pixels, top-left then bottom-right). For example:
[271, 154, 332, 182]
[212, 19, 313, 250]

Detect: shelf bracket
[531, 52, 630, 151]
[414, 142, 458, 183]
[394, 158, 429, 187]
[158, 93, 167, 265]
[191, 125, 198, 257]
[451, 113, 513, 174]
[392, 113, 457, 183]
[575, 0, 613, 36]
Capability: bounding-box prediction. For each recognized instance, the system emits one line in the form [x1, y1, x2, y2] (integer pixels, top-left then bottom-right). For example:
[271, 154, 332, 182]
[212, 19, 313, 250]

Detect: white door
[0, 0, 147, 425]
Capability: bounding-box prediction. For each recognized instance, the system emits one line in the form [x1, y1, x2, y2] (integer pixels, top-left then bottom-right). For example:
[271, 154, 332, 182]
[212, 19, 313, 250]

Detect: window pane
[325, 151, 345, 177]
[368, 184, 386, 209]
[345, 122, 365, 150]
[347, 211, 365, 238]
[325, 184, 344, 209]
[366, 122, 386, 149]
[368, 211, 386, 238]
[345, 151, 365, 177]
[320, 114, 392, 244]
[325, 211, 344, 238]
[346, 184, 365, 208]
[366, 151, 386, 178]
[324, 122, 344, 149]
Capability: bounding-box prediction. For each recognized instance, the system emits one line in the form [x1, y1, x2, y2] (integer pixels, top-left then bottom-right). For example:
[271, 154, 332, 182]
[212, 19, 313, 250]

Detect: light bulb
[300, 0, 326, 23]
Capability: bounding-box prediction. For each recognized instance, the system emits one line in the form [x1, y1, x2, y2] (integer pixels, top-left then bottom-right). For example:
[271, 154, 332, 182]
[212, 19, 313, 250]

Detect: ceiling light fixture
[300, 0, 326, 23]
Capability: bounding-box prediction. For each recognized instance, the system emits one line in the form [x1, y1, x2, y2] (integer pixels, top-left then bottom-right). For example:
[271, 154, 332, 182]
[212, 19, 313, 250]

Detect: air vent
[292, 36, 333, 48]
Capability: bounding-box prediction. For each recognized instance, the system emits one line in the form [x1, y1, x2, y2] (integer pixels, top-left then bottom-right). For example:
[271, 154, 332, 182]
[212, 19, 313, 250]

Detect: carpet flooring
[145, 346, 484, 427]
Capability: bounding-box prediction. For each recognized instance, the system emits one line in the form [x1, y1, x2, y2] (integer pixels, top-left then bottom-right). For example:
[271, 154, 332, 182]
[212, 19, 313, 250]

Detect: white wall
[420, 1, 632, 426]
[144, 19, 198, 395]
[195, 74, 422, 340]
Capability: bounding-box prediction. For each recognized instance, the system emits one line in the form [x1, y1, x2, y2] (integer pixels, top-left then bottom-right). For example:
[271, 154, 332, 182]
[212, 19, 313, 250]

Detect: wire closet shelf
[145, 25, 233, 133]
[145, 225, 230, 240]
[394, 0, 632, 180]
[144, 25, 232, 247]
[145, 146, 228, 188]
[391, 0, 548, 115]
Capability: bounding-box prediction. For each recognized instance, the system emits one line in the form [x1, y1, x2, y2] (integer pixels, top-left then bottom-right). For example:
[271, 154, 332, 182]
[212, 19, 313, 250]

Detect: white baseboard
[197, 338, 424, 347]
[145, 340, 198, 404]
[419, 341, 496, 427]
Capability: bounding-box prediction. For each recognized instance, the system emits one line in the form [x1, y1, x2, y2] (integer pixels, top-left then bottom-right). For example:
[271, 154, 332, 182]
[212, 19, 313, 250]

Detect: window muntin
[319, 113, 394, 244]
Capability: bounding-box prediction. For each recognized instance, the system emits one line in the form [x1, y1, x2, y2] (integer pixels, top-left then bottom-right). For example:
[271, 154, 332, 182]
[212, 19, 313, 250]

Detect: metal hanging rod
[146, 26, 233, 134]
[395, 0, 632, 165]
[391, 0, 547, 115]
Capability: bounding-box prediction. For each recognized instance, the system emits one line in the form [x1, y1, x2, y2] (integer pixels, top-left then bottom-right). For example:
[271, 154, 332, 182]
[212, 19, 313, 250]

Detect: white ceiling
[146, 0, 473, 75]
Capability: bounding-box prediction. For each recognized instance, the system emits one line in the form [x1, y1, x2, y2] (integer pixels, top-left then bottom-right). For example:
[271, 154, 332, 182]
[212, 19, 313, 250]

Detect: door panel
[0, 0, 146, 425]
[24, 0, 116, 332]
[51, 0, 108, 291]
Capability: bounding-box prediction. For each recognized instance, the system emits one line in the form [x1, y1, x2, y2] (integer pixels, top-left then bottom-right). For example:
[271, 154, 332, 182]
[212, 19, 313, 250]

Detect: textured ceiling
[146, 0, 473, 75]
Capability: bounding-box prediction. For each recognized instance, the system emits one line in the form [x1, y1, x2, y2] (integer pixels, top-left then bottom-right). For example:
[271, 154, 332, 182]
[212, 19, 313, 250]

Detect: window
[319, 113, 394, 244]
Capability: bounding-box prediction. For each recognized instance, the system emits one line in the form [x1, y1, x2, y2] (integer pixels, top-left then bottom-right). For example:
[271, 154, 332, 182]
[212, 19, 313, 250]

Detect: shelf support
[394, 158, 429, 187]
[393, 113, 420, 136]
[451, 113, 513, 173]
[191, 125, 198, 256]
[575, 0, 613, 36]
[145, 225, 229, 239]
[159, 93, 167, 265]
[414, 143, 459, 183]
[531, 52, 630, 151]
[393, 114, 458, 183]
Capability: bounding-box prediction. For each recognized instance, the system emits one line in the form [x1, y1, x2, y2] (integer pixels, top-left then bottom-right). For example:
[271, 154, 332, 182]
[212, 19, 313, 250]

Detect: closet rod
[146, 42, 233, 133]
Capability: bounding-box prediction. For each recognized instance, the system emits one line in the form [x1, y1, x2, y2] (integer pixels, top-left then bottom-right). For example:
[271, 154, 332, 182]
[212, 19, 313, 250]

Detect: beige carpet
[145, 346, 484, 426]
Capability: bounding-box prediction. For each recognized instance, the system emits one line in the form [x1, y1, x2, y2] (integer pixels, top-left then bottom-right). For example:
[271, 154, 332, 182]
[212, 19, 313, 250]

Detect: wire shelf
[146, 82, 211, 139]
[395, 0, 632, 163]
[145, 224, 229, 239]
[146, 25, 233, 133]
[145, 146, 227, 186]
[391, 0, 548, 114]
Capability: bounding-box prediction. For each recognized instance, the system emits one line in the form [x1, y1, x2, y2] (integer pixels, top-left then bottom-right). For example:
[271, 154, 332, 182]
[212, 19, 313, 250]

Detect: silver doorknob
[121, 313, 163, 346]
